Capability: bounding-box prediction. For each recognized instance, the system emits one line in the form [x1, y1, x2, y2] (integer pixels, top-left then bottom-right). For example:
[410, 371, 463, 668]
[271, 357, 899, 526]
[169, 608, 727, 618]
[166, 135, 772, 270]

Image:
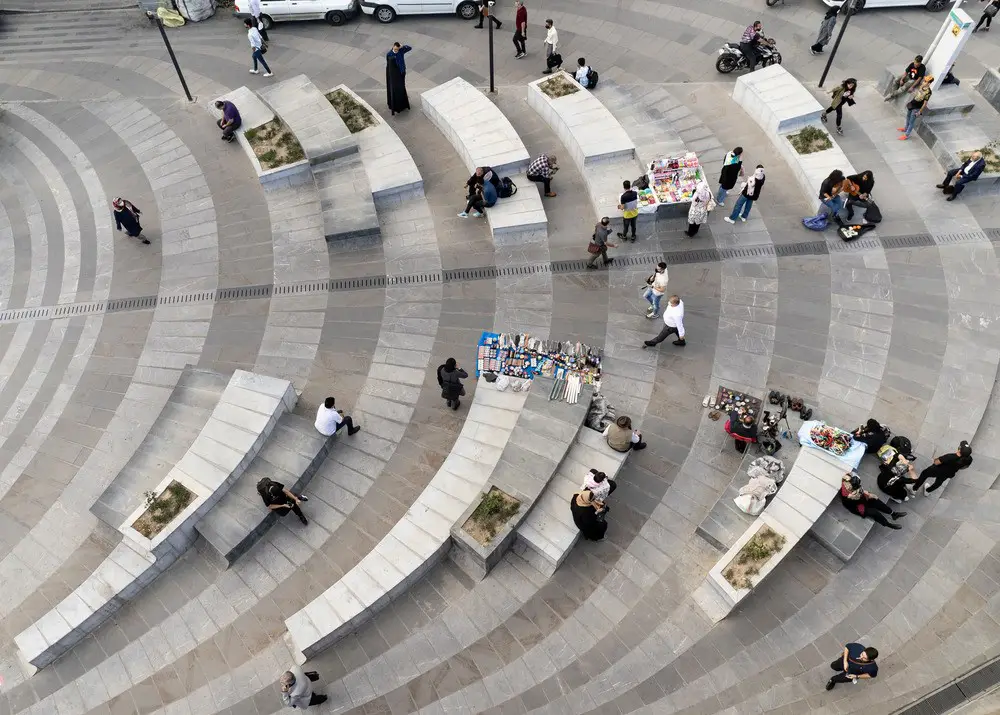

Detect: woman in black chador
[386, 42, 412, 116]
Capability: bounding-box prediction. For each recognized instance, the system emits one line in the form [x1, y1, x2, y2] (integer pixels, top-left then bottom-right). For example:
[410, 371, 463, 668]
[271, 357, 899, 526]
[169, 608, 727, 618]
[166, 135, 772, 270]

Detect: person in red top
[513, 0, 528, 58]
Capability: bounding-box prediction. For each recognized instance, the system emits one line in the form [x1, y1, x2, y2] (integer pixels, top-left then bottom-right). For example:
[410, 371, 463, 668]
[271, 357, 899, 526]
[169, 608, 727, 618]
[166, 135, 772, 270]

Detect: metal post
[924, 0, 963, 71]
[154, 15, 194, 102]
[819, 0, 855, 88]
[487, 3, 496, 93]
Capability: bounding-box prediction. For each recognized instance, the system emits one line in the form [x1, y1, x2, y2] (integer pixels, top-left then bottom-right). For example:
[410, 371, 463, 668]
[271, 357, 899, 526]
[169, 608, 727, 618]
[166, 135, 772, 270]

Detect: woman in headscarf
[852, 418, 888, 453]
[386, 42, 412, 116]
[724, 165, 764, 224]
[570, 490, 608, 541]
[810, 6, 839, 55]
[112, 197, 150, 245]
[685, 181, 714, 237]
[717, 146, 743, 204]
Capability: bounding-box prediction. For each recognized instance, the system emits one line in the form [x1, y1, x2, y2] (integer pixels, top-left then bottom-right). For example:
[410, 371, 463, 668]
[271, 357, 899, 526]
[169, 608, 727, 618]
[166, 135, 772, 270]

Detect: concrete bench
[284, 377, 528, 661]
[327, 84, 423, 201]
[17, 370, 296, 670]
[513, 424, 629, 576]
[314, 154, 380, 240]
[693, 446, 846, 623]
[731, 66, 854, 213]
[195, 413, 334, 568]
[258, 74, 358, 165]
[420, 78, 546, 238]
[527, 73, 640, 221]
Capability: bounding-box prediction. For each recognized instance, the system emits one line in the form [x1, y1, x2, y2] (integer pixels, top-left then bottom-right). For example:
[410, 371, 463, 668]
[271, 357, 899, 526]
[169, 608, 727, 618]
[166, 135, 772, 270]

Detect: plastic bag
[734, 493, 766, 516]
[174, 0, 216, 22]
[157, 6, 186, 26]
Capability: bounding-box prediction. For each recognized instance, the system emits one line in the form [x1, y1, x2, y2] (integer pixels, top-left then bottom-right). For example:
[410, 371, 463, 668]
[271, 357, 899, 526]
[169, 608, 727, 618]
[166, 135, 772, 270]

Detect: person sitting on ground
[840, 473, 907, 529]
[884, 54, 926, 101]
[852, 418, 888, 453]
[437, 357, 469, 410]
[112, 197, 150, 245]
[458, 182, 486, 218]
[314, 396, 361, 437]
[575, 57, 592, 88]
[603, 415, 646, 452]
[257, 477, 310, 526]
[726, 411, 758, 453]
[877, 451, 918, 503]
[214, 99, 242, 142]
[570, 489, 608, 541]
[526, 153, 558, 197]
[582, 468, 616, 507]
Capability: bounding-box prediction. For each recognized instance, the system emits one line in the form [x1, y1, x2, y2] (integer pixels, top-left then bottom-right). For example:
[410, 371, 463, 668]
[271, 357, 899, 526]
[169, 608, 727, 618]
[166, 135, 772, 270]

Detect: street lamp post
[149, 13, 194, 102]
[819, 0, 856, 88]
[486, 1, 496, 93]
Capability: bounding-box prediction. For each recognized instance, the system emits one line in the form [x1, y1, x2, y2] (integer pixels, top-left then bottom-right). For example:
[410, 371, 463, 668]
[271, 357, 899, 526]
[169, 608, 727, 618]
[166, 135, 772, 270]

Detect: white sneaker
[740, 216, 747, 222]
[471, 210, 483, 217]
[249, 69, 260, 74]
[723, 217, 735, 224]
[458, 212, 468, 218]
[263, 72, 274, 77]
[923, 483, 931, 495]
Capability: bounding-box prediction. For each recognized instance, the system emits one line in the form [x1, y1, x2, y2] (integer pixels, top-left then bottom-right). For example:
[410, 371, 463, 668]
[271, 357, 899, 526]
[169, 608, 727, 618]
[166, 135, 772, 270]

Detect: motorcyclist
[740, 20, 765, 70]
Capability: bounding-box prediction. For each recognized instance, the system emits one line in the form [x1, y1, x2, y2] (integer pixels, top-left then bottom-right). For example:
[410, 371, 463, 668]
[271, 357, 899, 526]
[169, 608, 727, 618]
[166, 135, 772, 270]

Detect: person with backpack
[911, 441, 973, 495]
[618, 180, 639, 241]
[717, 147, 744, 205]
[574, 57, 598, 88]
[723, 165, 764, 223]
[258, 477, 309, 526]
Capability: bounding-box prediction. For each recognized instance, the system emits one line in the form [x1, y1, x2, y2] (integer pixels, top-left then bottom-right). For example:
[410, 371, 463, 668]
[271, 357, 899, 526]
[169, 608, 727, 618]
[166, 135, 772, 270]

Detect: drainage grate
[881, 234, 935, 249]
[216, 285, 272, 301]
[328, 276, 387, 291]
[106, 296, 157, 313]
[774, 241, 827, 257]
[895, 657, 1000, 714]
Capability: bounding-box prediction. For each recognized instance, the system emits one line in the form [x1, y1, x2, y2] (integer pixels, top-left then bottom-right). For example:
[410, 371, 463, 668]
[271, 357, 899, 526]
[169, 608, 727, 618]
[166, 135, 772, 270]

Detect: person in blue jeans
[826, 643, 878, 690]
[245, 18, 272, 76]
[819, 169, 846, 224]
[724, 165, 764, 223]
[899, 75, 932, 140]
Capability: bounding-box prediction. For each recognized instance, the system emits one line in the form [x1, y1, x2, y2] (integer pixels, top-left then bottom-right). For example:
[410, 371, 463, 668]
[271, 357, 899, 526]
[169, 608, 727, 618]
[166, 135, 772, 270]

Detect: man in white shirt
[642, 295, 686, 348]
[244, 18, 273, 77]
[314, 396, 361, 437]
[575, 57, 591, 88]
[247, 0, 269, 41]
[542, 19, 560, 74]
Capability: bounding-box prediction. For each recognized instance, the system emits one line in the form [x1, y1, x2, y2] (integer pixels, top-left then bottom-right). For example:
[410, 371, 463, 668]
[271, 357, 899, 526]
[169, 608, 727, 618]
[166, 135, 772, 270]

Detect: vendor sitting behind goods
[726, 411, 758, 453]
[604, 415, 646, 452]
[852, 418, 888, 454]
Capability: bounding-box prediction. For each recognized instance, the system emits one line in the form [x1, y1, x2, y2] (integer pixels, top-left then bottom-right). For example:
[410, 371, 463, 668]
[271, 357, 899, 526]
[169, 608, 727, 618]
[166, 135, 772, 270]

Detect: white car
[232, 0, 360, 28]
[360, 0, 480, 23]
[821, 0, 947, 11]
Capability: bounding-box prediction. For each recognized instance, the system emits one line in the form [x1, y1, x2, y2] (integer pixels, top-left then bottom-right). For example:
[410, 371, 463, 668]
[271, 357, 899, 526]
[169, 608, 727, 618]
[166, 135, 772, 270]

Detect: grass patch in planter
[539, 74, 580, 99]
[958, 147, 1000, 173]
[326, 89, 378, 133]
[132, 481, 196, 539]
[787, 125, 833, 155]
[723, 525, 786, 590]
[463, 487, 521, 546]
[244, 118, 305, 169]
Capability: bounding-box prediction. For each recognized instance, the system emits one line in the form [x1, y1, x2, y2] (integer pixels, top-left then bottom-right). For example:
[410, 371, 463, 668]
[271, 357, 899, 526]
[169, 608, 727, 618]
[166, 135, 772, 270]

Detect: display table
[635, 153, 705, 219]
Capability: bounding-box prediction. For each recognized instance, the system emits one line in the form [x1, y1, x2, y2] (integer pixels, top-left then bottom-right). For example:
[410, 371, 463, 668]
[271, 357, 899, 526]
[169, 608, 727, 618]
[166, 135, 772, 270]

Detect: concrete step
[314, 154, 379, 241]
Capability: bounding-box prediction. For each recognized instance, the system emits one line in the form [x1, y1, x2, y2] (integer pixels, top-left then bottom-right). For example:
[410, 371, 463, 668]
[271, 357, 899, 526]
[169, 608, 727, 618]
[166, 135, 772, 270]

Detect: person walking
[475, 0, 501, 29]
[437, 358, 469, 410]
[513, 0, 527, 57]
[618, 179, 639, 241]
[643, 262, 669, 318]
[258, 477, 310, 526]
[911, 441, 973, 495]
[723, 165, 764, 223]
[314, 396, 361, 436]
[279, 666, 328, 709]
[840, 473, 907, 530]
[113, 198, 150, 245]
[810, 6, 839, 55]
[899, 75, 933, 140]
[526, 153, 558, 197]
[642, 295, 686, 348]
[247, 0, 269, 41]
[820, 77, 856, 135]
[686, 180, 715, 237]
[245, 18, 273, 77]
[937, 152, 986, 200]
[826, 643, 878, 691]
[717, 146, 744, 204]
[974, 0, 1000, 32]
[214, 99, 242, 142]
[884, 55, 925, 100]
[386, 42, 412, 116]
[542, 18, 560, 73]
[586, 217, 617, 269]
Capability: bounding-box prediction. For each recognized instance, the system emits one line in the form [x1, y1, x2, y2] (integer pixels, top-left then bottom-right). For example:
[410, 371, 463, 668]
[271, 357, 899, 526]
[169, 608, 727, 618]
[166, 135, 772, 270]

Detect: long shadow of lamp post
[147, 11, 194, 102]
[819, 0, 857, 88]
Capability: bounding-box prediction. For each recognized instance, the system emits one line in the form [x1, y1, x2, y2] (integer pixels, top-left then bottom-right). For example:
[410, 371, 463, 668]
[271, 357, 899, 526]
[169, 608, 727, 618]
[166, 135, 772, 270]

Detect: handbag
[986, 2, 998, 17]
[587, 233, 602, 254]
[260, 41, 268, 54]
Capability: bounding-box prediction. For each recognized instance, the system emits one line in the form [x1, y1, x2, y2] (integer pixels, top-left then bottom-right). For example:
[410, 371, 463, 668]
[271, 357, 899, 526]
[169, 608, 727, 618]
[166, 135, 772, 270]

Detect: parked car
[822, 0, 947, 12]
[232, 0, 359, 28]
[360, 0, 479, 23]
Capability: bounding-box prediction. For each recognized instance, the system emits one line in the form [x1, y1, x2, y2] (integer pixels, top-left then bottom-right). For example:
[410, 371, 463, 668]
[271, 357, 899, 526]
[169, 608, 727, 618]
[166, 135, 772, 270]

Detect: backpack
[498, 176, 517, 198]
[257, 477, 273, 504]
[864, 200, 882, 223]
[889, 435, 914, 459]
[633, 174, 650, 191]
[802, 213, 829, 231]
[586, 68, 599, 88]
[547, 53, 563, 69]
[877, 444, 898, 466]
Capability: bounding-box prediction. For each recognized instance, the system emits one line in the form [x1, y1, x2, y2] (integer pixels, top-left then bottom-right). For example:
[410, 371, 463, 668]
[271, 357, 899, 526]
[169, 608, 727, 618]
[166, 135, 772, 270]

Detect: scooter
[715, 38, 782, 74]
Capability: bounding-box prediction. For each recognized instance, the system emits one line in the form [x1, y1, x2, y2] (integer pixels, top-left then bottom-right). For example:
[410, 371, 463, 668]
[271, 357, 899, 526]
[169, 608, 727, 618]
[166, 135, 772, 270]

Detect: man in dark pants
[526, 153, 558, 197]
[643, 295, 686, 348]
[937, 151, 986, 201]
[214, 99, 242, 142]
[512, 0, 527, 57]
[827, 643, 878, 690]
[586, 217, 617, 269]
[475, 0, 501, 29]
[258, 478, 309, 526]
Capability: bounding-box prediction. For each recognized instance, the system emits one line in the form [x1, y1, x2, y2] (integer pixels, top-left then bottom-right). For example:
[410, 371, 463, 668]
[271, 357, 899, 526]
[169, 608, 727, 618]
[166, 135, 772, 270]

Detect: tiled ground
[0, 2, 999, 715]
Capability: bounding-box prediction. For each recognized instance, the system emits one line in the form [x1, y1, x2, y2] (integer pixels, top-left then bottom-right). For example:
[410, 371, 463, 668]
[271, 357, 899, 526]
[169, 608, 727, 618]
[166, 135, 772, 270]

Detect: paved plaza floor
[0, 1, 1000, 714]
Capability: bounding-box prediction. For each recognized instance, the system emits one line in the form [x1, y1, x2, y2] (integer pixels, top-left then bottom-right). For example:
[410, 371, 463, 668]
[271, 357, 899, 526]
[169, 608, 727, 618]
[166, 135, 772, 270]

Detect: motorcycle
[715, 38, 782, 74]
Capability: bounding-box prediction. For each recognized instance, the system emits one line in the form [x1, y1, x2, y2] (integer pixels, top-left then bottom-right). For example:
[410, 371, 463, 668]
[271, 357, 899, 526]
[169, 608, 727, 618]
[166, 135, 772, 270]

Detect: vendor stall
[643, 152, 705, 219]
[476, 332, 603, 403]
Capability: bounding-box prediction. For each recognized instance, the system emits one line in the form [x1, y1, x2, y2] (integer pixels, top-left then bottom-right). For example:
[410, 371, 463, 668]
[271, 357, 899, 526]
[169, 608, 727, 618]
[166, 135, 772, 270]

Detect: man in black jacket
[845, 169, 875, 221]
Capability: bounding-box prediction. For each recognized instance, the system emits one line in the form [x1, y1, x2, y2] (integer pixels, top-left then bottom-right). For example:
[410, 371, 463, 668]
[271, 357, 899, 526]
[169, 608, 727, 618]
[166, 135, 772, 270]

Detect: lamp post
[486, 1, 496, 93]
[148, 12, 194, 102]
[819, 0, 856, 88]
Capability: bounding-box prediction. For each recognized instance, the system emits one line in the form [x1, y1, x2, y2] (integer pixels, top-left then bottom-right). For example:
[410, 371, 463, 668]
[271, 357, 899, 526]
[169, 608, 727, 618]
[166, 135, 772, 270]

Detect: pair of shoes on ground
[641, 339, 685, 348]
[936, 183, 959, 201]
[585, 258, 615, 270]
[457, 210, 483, 218]
[249, 70, 274, 77]
[645, 309, 659, 319]
[722, 216, 747, 224]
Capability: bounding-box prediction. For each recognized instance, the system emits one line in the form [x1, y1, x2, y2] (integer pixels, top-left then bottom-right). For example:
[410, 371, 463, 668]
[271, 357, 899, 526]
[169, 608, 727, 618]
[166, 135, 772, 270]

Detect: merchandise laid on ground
[475, 332, 603, 403]
[711, 385, 763, 421]
[636, 152, 705, 213]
